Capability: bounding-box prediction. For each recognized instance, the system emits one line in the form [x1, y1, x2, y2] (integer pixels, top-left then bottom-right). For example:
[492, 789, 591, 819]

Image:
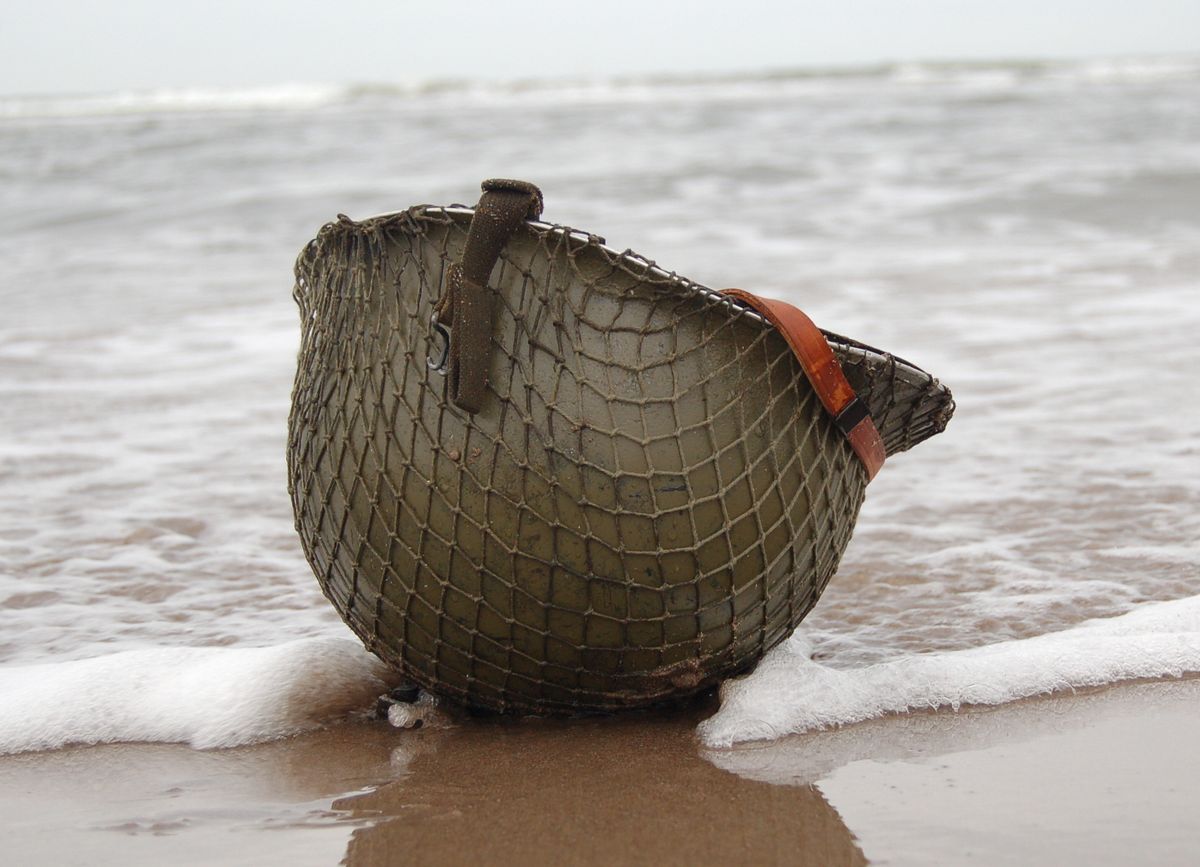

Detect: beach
[5, 679, 1199, 865]
[1, 57, 1198, 863]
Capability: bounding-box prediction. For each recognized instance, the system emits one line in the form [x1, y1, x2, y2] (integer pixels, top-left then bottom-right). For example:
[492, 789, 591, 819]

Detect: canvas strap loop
[721, 288, 887, 481]
[439, 179, 543, 413]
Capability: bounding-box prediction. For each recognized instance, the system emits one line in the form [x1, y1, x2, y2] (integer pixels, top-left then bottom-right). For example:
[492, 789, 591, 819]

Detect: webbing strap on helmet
[436, 179, 543, 413]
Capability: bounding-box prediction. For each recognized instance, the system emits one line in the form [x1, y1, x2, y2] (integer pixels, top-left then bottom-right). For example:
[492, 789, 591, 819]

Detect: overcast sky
[3, 0, 1198, 95]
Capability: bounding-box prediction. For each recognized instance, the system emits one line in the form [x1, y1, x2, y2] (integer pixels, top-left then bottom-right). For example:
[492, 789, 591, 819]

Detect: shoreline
[4, 677, 1199, 865]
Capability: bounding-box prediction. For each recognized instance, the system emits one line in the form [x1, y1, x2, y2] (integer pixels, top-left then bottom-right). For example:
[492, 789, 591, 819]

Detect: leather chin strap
[721, 288, 887, 482]
[437, 179, 543, 414]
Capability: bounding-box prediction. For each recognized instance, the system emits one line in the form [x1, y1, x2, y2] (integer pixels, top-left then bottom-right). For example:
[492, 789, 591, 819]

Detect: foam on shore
[699, 595, 1200, 747]
[0, 638, 401, 755]
[4, 597, 1198, 756]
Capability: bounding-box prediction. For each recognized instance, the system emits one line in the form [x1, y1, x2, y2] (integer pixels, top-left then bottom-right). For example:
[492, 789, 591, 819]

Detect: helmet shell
[289, 206, 887, 713]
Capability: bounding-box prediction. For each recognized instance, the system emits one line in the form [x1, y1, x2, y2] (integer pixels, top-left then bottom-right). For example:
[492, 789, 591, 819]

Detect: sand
[3, 678, 1199, 866]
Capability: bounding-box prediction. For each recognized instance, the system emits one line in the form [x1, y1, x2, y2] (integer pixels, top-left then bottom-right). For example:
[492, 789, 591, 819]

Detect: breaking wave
[3, 597, 1197, 755]
[0, 638, 401, 755]
[699, 595, 1200, 747]
[3, 55, 1197, 119]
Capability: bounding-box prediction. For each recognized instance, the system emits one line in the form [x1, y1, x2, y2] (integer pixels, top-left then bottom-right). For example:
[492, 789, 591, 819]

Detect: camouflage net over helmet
[287, 193, 954, 714]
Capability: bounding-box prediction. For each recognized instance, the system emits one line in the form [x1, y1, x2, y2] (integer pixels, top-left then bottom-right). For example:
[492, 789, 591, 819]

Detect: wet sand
[4, 678, 1199, 866]
[337, 705, 863, 867]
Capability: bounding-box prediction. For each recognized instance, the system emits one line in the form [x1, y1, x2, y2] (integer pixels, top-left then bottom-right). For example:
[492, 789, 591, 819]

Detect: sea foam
[0, 638, 401, 755]
[699, 595, 1200, 747]
[2, 597, 1197, 755]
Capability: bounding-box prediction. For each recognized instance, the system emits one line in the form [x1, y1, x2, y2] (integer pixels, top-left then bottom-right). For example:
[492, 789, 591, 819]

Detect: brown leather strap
[722, 288, 886, 481]
[439, 179, 543, 413]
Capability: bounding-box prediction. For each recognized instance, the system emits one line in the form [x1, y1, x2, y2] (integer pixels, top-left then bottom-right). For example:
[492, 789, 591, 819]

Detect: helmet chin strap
[720, 288, 886, 481]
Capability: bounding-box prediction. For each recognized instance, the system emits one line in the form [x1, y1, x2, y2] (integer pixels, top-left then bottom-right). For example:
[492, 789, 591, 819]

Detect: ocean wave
[698, 595, 1200, 747]
[0, 638, 402, 754]
[3, 596, 1197, 755]
[0, 83, 349, 120]
[3, 55, 1196, 119]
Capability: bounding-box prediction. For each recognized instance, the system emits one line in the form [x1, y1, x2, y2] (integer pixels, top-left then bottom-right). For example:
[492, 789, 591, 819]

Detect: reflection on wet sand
[337, 705, 866, 867]
[705, 675, 1200, 787]
[1, 724, 406, 866]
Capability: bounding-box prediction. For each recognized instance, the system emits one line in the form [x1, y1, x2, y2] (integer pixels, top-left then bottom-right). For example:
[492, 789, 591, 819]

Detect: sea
[1, 56, 1197, 752]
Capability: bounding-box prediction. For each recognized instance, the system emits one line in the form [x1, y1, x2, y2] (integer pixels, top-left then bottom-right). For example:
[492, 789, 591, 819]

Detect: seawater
[1, 57, 1197, 751]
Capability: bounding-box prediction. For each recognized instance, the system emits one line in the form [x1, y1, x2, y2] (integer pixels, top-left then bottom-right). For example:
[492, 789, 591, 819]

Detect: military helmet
[288, 180, 953, 713]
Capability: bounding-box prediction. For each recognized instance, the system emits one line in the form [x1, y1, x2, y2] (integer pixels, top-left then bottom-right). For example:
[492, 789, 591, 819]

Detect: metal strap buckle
[833, 396, 870, 435]
[427, 313, 450, 375]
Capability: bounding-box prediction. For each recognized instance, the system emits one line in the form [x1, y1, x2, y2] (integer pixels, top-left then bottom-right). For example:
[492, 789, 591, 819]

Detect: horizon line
[3, 50, 1198, 102]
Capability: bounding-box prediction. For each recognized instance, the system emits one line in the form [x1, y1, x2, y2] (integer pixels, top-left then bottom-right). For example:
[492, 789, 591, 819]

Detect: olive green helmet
[288, 180, 953, 713]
